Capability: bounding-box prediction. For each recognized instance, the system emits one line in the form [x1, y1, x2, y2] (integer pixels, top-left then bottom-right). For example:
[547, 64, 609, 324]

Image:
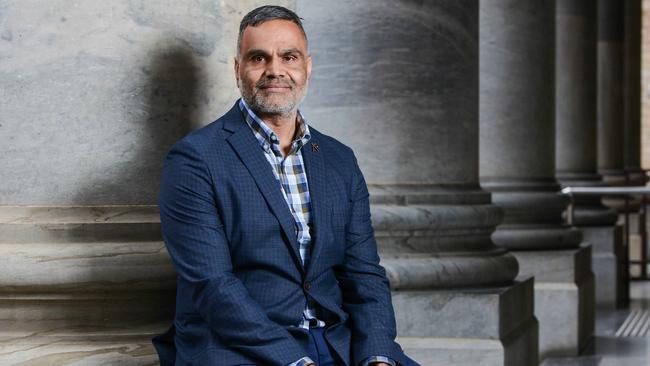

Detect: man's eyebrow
[280, 48, 304, 56]
[243, 48, 305, 59]
[244, 48, 271, 58]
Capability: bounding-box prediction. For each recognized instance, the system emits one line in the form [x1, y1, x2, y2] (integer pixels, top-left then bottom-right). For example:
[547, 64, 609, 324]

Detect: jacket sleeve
[337, 151, 409, 366]
[159, 139, 306, 365]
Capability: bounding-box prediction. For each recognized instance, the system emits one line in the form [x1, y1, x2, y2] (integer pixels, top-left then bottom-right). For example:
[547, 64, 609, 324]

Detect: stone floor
[542, 281, 650, 366]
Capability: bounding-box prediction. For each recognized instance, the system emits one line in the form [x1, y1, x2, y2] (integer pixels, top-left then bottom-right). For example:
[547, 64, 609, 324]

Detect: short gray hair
[237, 5, 307, 54]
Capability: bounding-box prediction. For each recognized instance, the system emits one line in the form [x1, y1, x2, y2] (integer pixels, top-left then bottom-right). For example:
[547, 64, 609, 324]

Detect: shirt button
[303, 281, 312, 291]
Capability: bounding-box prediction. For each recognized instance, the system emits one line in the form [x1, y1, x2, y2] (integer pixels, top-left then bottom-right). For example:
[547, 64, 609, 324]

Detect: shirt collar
[238, 98, 312, 154]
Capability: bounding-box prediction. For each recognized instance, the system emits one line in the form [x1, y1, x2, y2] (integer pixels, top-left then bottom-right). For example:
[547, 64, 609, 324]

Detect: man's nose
[264, 57, 285, 78]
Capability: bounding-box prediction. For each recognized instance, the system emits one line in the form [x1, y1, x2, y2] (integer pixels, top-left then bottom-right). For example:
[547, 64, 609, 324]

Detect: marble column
[624, 0, 645, 187]
[0, 1, 294, 364]
[597, 0, 626, 187]
[555, 0, 624, 309]
[623, 0, 647, 280]
[597, 1, 643, 287]
[480, 0, 594, 359]
[298, 1, 537, 365]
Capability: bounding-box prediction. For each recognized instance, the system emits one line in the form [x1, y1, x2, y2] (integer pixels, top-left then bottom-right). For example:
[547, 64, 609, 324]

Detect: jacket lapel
[302, 134, 328, 279]
[223, 105, 304, 273]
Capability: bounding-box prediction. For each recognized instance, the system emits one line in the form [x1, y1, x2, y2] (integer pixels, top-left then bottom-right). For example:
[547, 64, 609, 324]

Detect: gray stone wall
[0, 0, 293, 205]
[298, 0, 479, 186]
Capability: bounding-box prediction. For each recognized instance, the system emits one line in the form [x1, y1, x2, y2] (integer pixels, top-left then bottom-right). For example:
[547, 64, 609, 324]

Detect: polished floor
[542, 281, 650, 366]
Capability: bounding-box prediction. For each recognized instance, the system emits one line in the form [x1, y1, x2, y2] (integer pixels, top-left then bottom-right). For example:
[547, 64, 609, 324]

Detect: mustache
[256, 78, 294, 89]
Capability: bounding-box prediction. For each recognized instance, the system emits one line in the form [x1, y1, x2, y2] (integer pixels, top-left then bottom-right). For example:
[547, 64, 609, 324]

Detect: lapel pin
[311, 142, 319, 152]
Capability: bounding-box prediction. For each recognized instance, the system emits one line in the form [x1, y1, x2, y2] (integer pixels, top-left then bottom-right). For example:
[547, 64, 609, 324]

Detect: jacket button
[303, 281, 312, 291]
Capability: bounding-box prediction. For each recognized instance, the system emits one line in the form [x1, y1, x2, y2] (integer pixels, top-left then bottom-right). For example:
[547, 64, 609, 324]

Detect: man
[155, 5, 419, 366]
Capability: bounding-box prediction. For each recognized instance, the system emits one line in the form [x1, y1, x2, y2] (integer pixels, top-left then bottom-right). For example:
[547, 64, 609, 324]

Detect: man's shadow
[74, 45, 199, 204]
[70, 43, 203, 333]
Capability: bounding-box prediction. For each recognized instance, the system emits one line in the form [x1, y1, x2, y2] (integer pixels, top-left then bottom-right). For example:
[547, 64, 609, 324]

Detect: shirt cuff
[287, 356, 315, 366]
[359, 355, 397, 366]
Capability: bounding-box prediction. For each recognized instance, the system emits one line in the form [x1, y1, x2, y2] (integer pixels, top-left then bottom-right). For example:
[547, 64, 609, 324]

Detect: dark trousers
[306, 327, 343, 366]
[305, 327, 420, 366]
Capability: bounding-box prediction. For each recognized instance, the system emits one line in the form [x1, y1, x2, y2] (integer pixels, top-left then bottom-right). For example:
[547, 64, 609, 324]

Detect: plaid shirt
[239, 99, 395, 366]
[239, 99, 324, 329]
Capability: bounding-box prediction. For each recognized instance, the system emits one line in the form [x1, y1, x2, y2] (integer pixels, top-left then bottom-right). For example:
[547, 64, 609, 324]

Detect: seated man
[155, 5, 420, 366]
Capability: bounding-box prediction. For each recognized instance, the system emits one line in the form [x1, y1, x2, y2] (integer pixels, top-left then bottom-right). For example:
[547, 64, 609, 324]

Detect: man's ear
[234, 57, 240, 88]
[306, 55, 312, 81]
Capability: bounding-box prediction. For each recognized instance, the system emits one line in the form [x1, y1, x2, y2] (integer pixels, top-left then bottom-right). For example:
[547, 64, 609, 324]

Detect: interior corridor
[543, 281, 650, 365]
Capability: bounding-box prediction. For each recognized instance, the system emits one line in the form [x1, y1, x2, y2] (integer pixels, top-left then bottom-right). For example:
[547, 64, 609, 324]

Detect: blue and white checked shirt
[239, 99, 395, 366]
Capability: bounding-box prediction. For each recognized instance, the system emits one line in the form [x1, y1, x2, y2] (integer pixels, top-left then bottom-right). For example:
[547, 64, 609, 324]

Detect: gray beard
[244, 93, 298, 116]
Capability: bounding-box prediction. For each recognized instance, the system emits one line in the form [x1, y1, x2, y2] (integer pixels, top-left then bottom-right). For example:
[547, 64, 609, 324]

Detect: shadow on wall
[74, 43, 201, 205]
[63, 43, 205, 332]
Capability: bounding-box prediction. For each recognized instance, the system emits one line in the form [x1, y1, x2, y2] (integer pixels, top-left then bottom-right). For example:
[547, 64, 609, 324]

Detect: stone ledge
[0, 206, 161, 243]
[0, 292, 174, 328]
[0, 336, 158, 366]
[0, 206, 160, 224]
[0, 320, 170, 339]
[0, 241, 174, 289]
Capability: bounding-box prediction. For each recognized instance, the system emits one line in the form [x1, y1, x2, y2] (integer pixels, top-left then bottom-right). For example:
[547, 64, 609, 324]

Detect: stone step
[0, 241, 175, 291]
[0, 333, 161, 366]
[0, 320, 170, 339]
[0, 291, 175, 327]
[0, 206, 175, 341]
[0, 306, 171, 364]
[0, 240, 176, 328]
[0, 206, 161, 243]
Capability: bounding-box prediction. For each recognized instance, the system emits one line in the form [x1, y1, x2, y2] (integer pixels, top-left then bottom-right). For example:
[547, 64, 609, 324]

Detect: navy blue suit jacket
[155, 102, 409, 365]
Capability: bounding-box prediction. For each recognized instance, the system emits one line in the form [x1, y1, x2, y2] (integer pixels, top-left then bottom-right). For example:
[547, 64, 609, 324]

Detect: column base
[604, 198, 642, 213]
[512, 246, 595, 360]
[630, 227, 645, 279]
[580, 225, 625, 308]
[392, 278, 538, 366]
[623, 212, 644, 235]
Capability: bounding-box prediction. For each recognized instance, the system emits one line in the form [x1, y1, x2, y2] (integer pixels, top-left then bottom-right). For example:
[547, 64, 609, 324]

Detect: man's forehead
[240, 19, 307, 50]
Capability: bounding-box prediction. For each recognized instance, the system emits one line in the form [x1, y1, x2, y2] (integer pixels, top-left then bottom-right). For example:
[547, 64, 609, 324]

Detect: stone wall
[0, 0, 293, 205]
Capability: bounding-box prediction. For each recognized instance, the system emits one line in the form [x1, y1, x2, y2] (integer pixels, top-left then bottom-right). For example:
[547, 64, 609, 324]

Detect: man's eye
[252, 55, 265, 62]
[284, 55, 297, 62]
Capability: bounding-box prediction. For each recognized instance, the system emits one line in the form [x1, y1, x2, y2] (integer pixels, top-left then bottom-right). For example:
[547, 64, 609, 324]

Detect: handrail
[561, 185, 648, 282]
[561, 186, 650, 195]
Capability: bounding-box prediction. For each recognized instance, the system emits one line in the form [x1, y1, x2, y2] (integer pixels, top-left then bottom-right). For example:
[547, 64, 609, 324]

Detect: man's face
[235, 19, 312, 116]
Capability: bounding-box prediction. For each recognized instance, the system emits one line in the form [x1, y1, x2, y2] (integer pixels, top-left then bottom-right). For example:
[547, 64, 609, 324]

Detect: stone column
[297, 1, 537, 365]
[555, 0, 624, 309]
[480, 0, 594, 359]
[598, 0, 626, 186]
[624, 0, 645, 186]
[597, 0, 643, 287]
[624, 0, 647, 280]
